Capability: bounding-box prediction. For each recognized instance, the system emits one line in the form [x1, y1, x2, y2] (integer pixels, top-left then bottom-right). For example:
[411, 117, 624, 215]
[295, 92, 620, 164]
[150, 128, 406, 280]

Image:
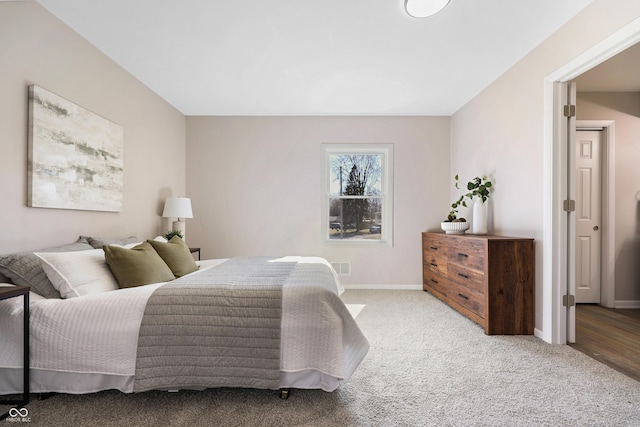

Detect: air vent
[331, 262, 351, 276]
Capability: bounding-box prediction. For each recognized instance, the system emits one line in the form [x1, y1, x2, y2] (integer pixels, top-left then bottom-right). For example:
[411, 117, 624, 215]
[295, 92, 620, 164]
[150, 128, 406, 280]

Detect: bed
[0, 236, 369, 395]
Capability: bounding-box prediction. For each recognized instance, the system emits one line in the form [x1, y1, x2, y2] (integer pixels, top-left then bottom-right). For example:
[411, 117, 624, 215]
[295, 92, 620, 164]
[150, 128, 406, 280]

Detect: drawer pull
[457, 253, 469, 258]
[457, 273, 469, 279]
[430, 246, 438, 251]
[430, 279, 439, 284]
[430, 263, 438, 267]
[457, 293, 469, 300]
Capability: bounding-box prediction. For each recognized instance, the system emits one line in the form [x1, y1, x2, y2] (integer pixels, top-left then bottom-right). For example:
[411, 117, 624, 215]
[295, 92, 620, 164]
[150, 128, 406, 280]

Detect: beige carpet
[3, 290, 639, 426]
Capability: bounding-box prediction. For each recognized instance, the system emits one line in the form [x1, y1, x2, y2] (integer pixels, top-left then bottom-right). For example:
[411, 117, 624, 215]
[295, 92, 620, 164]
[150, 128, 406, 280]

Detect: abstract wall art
[27, 85, 124, 212]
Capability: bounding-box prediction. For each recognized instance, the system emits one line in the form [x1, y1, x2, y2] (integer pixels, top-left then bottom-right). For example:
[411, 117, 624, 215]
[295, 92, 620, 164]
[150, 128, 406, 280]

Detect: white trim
[533, 328, 545, 340]
[321, 143, 394, 247]
[544, 16, 640, 344]
[540, 82, 567, 344]
[343, 284, 423, 290]
[550, 17, 640, 83]
[614, 300, 640, 309]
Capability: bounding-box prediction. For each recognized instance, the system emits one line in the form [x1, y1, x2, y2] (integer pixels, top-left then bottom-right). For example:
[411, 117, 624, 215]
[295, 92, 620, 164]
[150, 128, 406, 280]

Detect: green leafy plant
[163, 230, 184, 240]
[445, 174, 493, 222]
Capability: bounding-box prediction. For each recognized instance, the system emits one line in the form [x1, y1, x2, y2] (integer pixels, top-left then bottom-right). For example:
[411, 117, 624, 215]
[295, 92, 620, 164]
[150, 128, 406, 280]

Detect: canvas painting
[28, 85, 124, 212]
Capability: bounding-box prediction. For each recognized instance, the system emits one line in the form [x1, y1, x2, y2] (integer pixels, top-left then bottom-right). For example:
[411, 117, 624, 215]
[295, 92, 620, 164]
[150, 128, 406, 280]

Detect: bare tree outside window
[328, 154, 383, 240]
[322, 143, 393, 246]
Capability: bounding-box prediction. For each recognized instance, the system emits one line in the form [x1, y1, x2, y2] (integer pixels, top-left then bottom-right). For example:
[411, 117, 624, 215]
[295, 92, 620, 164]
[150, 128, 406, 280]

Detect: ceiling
[35, 0, 596, 116]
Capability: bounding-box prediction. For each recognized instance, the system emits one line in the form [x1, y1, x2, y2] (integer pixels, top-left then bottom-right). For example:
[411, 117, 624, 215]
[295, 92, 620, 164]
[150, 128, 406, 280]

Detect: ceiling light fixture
[404, 0, 451, 18]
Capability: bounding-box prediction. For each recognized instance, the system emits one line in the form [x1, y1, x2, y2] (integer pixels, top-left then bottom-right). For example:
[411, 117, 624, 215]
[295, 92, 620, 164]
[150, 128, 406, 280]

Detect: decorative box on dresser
[422, 232, 535, 335]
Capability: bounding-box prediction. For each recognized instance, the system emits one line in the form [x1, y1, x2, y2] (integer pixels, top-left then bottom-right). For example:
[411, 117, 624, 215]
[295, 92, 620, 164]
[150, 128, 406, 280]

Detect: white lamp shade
[162, 197, 193, 219]
[405, 0, 451, 18]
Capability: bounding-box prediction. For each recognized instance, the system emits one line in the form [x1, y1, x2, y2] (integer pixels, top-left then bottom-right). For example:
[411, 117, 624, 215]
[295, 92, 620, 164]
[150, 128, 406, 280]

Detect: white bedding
[0, 257, 369, 394]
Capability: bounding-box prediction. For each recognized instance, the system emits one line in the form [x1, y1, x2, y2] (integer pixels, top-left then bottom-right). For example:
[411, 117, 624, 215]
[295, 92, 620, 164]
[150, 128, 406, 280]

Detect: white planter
[441, 221, 470, 234]
[472, 199, 488, 235]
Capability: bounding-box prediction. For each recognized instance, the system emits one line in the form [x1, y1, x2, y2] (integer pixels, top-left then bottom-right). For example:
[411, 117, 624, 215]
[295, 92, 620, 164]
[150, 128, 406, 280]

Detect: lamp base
[172, 220, 186, 238]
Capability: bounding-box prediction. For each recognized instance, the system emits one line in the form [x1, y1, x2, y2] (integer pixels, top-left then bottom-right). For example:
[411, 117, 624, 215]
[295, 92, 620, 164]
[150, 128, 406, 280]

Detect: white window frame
[321, 143, 394, 247]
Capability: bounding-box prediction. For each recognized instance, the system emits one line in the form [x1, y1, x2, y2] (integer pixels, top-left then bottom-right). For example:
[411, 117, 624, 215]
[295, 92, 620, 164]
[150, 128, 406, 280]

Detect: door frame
[543, 17, 640, 345]
[576, 122, 616, 310]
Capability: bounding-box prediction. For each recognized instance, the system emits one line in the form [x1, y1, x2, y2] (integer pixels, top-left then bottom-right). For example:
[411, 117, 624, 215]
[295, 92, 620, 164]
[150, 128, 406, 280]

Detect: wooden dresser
[422, 232, 534, 335]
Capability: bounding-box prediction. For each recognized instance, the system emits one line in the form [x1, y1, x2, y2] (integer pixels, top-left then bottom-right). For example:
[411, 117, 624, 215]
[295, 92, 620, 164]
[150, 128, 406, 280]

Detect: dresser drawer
[423, 270, 448, 295]
[423, 234, 449, 256]
[423, 232, 448, 245]
[447, 263, 484, 294]
[423, 251, 447, 276]
[447, 239, 484, 271]
[448, 283, 485, 318]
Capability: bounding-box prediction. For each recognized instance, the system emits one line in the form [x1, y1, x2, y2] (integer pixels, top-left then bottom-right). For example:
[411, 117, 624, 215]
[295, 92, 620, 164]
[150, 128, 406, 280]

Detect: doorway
[545, 18, 640, 345]
[566, 119, 616, 343]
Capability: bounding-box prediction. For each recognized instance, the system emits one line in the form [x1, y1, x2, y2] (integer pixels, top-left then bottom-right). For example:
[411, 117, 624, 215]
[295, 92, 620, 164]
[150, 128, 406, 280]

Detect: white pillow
[109, 242, 142, 249]
[34, 249, 119, 298]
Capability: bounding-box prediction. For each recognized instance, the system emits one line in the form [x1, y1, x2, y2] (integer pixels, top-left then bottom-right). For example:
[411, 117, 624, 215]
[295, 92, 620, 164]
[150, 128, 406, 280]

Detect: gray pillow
[85, 235, 140, 249]
[0, 237, 94, 298]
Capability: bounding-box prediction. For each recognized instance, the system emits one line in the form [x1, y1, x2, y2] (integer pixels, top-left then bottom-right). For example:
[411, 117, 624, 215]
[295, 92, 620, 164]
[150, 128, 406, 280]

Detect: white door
[575, 130, 602, 303]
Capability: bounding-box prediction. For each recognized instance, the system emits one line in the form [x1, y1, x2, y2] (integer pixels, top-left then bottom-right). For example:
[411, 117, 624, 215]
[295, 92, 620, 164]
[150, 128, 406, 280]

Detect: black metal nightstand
[0, 286, 30, 421]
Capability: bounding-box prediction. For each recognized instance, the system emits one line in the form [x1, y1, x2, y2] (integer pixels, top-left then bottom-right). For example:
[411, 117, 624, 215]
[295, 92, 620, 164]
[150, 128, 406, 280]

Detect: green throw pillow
[104, 242, 175, 288]
[147, 236, 199, 278]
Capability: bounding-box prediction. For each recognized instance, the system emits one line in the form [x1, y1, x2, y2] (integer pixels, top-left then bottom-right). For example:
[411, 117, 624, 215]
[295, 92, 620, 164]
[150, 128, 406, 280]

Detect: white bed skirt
[0, 368, 342, 394]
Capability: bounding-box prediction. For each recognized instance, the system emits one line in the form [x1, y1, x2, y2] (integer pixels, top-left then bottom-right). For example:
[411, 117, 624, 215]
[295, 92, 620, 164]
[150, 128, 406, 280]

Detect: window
[321, 144, 393, 246]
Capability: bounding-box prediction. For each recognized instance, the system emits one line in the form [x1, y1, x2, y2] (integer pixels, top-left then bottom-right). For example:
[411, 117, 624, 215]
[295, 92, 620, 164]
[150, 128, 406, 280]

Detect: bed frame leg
[279, 389, 290, 399]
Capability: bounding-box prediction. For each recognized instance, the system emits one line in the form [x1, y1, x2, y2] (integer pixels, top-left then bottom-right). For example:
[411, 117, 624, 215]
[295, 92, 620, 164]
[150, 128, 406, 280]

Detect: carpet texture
[3, 290, 639, 426]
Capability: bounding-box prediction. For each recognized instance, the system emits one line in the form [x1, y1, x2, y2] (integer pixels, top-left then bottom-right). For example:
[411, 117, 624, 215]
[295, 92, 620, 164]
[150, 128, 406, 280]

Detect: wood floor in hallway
[570, 304, 640, 382]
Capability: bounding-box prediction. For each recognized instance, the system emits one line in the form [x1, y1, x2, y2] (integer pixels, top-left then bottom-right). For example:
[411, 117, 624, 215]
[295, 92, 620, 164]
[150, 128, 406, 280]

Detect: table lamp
[162, 197, 193, 238]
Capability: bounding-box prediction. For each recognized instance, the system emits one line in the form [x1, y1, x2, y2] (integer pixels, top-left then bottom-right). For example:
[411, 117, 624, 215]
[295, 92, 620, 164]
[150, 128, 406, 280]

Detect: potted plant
[463, 175, 492, 204]
[163, 230, 184, 241]
[441, 174, 492, 234]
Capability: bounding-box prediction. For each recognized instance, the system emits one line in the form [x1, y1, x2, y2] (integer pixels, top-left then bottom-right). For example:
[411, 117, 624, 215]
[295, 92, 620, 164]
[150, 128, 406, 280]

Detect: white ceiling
[36, 0, 596, 116]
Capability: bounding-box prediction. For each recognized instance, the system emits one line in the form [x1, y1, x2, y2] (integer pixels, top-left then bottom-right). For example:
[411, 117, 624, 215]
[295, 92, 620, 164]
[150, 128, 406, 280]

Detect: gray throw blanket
[133, 257, 296, 392]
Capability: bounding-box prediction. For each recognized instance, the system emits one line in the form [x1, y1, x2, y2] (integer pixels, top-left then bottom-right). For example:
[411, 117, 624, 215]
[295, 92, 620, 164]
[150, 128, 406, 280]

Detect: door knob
[593, 225, 599, 231]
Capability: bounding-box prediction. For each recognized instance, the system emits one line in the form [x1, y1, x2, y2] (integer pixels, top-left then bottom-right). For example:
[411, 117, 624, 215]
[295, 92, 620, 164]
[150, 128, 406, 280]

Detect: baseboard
[342, 284, 423, 290]
[614, 300, 640, 309]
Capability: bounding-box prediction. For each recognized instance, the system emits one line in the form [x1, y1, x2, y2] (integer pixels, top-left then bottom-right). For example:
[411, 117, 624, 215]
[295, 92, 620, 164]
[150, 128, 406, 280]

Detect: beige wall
[0, 2, 186, 254]
[577, 92, 640, 302]
[186, 116, 450, 285]
[450, 0, 640, 338]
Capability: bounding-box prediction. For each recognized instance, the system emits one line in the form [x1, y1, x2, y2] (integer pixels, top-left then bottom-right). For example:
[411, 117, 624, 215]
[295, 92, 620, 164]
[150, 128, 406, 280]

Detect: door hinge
[563, 294, 576, 307]
[563, 104, 576, 118]
[563, 199, 575, 212]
